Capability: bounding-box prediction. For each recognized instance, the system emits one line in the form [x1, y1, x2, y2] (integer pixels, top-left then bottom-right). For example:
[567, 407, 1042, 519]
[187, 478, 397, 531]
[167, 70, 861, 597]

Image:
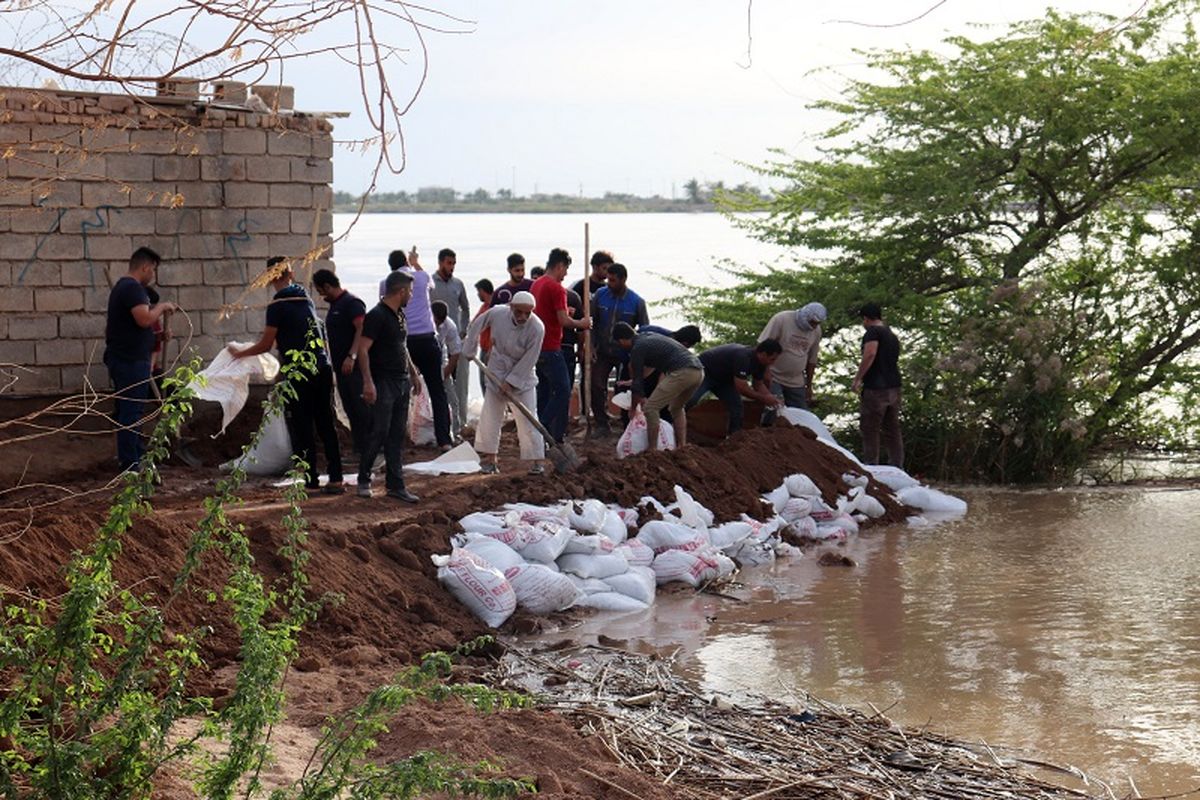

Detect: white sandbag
[575, 592, 649, 613]
[639, 496, 668, 515]
[474, 526, 525, 549]
[505, 563, 581, 613]
[602, 566, 657, 605]
[562, 534, 618, 556]
[740, 514, 785, 541]
[867, 464, 921, 491]
[850, 490, 887, 519]
[673, 485, 714, 529]
[567, 574, 612, 595]
[610, 505, 639, 530]
[568, 499, 609, 533]
[780, 496, 813, 523]
[897, 486, 968, 514]
[513, 520, 574, 564]
[557, 551, 630, 579]
[785, 516, 819, 540]
[712, 550, 738, 577]
[222, 410, 293, 476]
[774, 542, 804, 559]
[459, 511, 507, 534]
[808, 496, 838, 523]
[708, 521, 753, 550]
[616, 408, 675, 458]
[764, 484, 791, 514]
[503, 502, 571, 523]
[636, 520, 708, 554]
[779, 407, 835, 441]
[599, 509, 630, 543]
[408, 378, 436, 446]
[432, 549, 516, 628]
[610, 390, 633, 410]
[784, 473, 820, 498]
[652, 548, 721, 587]
[188, 343, 280, 434]
[728, 538, 776, 566]
[461, 533, 525, 573]
[616, 539, 654, 567]
[841, 472, 870, 489]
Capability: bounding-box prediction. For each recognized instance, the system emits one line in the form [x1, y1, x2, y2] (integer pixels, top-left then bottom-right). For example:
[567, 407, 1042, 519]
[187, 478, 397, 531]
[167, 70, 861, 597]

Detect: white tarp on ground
[405, 442, 482, 475]
[187, 343, 279, 434]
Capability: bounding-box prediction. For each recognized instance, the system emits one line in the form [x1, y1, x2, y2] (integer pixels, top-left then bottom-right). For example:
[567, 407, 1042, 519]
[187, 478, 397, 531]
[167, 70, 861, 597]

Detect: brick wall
[0, 86, 336, 395]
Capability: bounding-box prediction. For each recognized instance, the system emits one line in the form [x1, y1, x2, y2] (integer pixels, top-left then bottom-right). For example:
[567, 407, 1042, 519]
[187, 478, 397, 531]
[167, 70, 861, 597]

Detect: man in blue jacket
[589, 263, 649, 436]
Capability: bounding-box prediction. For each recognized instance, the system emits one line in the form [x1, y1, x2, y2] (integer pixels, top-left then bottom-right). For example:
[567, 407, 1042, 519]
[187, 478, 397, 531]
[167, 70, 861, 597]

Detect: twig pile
[493, 643, 1114, 800]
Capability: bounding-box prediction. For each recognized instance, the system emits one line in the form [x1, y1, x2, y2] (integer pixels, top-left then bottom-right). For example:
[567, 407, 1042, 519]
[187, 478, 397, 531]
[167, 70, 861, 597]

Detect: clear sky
[294, 1, 1151, 196]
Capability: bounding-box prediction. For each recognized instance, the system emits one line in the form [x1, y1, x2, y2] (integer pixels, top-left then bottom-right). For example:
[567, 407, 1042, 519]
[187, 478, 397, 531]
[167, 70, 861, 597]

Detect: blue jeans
[688, 378, 745, 434]
[358, 374, 410, 493]
[106, 355, 152, 469]
[771, 383, 809, 409]
[536, 349, 570, 444]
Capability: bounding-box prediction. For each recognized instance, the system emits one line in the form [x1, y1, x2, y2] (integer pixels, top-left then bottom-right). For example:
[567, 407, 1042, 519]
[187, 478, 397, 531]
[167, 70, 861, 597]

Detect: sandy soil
[0, 389, 905, 798]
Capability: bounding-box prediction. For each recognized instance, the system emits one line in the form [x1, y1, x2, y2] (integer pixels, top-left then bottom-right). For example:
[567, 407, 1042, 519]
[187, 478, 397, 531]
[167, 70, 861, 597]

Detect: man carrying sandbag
[613, 322, 704, 451]
[463, 291, 547, 475]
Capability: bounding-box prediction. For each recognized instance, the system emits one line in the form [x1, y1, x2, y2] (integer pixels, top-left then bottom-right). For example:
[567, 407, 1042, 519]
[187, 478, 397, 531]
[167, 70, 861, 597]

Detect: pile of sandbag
[433, 486, 801, 628]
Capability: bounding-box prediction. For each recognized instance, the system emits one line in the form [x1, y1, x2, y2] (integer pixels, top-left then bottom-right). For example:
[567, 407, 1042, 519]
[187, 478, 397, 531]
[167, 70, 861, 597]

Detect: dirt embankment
[0, 393, 904, 798]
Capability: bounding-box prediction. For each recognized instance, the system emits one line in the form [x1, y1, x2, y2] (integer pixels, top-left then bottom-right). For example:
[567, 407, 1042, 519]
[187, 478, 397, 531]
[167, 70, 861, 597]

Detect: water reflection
[527, 487, 1200, 795]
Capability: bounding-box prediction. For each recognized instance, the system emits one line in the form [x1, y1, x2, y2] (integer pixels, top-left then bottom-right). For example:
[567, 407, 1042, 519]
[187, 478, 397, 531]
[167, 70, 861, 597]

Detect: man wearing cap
[613, 322, 704, 451]
[463, 291, 546, 475]
[230, 256, 344, 493]
[104, 246, 176, 472]
[532, 247, 591, 445]
[758, 302, 827, 409]
[356, 269, 420, 503]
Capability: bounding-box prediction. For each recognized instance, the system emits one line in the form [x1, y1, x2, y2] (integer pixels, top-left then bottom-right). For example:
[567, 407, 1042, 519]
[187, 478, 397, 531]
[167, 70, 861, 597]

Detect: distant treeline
[332, 179, 766, 213]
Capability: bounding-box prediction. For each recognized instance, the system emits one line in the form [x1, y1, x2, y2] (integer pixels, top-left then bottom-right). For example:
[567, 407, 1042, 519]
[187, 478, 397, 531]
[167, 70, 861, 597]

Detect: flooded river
[530, 487, 1200, 795]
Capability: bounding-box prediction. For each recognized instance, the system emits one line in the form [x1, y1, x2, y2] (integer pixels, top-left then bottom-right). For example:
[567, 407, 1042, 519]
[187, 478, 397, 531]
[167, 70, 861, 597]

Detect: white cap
[511, 290, 536, 308]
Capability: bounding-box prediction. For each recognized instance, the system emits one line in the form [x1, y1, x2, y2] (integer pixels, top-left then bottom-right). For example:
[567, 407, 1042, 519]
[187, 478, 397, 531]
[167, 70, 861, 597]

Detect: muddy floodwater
[529, 487, 1200, 795]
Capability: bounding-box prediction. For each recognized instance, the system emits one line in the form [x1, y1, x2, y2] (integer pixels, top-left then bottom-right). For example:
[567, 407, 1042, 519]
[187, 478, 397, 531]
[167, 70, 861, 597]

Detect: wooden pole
[581, 222, 591, 428]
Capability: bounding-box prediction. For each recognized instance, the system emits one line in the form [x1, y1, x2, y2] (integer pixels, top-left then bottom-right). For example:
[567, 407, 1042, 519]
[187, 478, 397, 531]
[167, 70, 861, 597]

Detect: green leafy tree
[681, 1, 1200, 482]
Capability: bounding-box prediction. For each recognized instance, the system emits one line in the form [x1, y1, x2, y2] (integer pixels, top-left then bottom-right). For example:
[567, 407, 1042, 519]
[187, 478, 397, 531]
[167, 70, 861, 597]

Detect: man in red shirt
[531, 247, 591, 444]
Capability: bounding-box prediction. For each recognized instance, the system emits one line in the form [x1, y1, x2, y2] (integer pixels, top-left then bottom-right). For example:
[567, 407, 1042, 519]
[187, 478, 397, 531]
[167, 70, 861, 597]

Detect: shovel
[470, 355, 582, 474]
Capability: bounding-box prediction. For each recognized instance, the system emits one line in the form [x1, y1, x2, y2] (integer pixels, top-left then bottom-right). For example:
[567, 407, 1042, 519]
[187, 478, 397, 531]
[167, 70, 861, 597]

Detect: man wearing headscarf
[758, 302, 827, 409]
[463, 291, 547, 475]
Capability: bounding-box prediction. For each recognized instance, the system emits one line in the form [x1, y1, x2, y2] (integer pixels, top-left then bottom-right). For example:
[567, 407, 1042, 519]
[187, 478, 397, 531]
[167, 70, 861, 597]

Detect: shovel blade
[548, 442, 582, 474]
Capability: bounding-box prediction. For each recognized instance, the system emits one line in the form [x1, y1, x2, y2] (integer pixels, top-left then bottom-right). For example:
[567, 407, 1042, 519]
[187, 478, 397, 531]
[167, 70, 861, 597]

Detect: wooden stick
[581, 221, 591, 427]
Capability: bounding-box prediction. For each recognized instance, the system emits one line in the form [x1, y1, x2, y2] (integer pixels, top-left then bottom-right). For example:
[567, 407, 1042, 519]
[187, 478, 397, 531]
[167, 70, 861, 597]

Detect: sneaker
[480, 462, 499, 474]
[386, 488, 419, 504]
[439, 443, 453, 453]
[322, 482, 346, 495]
[528, 463, 545, 475]
[356, 484, 372, 498]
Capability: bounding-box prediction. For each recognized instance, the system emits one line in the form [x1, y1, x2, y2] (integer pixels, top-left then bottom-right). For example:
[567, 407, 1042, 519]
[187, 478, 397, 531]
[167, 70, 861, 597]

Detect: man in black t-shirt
[104, 246, 176, 471]
[356, 269, 419, 503]
[313, 269, 370, 455]
[852, 302, 904, 467]
[230, 257, 344, 492]
[688, 340, 783, 435]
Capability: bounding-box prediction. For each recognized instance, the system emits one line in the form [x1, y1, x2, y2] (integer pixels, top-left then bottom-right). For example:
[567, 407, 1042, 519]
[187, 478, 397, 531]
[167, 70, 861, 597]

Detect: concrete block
[0, 339, 36, 363]
[60, 362, 109, 392]
[82, 180, 132, 208]
[83, 284, 111, 312]
[96, 94, 135, 113]
[246, 156, 290, 183]
[8, 315, 57, 339]
[0, 314, 8, 339]
[311, 185, 333, 209]
[82, 234, 133, 262]
[61, 261, 110, 287]
[250, 84, 294, 112]
[269, 183, 311, 209]
[178, 285, 224, 312]
[106, 154, 154, 182]
[11, 207, 65, 233]
[156, 209, 201, 235]
[245, 208, 290, 233]
[211, 81, 247, 104]
[15, 263, 60, 287]
[202, 260, 249, 286]
[201, 208, 248, 234]
[156, 78, 200, 100]
[229, 231, 269, 259]
[180, 234, 230, 260]
[58, 313, 106, 338]
[126, 182, 173, 207]
[311, 134, 333, 159]
[200, 156, 245, 182]
[32, 124, 82, 150]
[36, 235, 85, 261]
[225, 181, 268, 208]
[82, 125, 133, 152]
[155, 260, 200, 287]
[154, 156, 200, 182]
[35, 288, 84, 312]
[0, 180, 32, 206]
[61, 207, 108, 233]
[8, 151, 57, 179]
[223, 129, 267, 155]
[34, 180, 82, 207]
[106, 207, 157, 235]
[35, 338, 85, 365]
[201, 310, 248, 336]
[174, 181, 223, 208]
[181, 129, 222, 156]
[291, 157, 332, 184]
[266, 131, 310, 157]
[0, 125, 32, 144]
[267, 234, 323, 258]
[290, 210, 332, 236]
[14, 365, 61, 393]
[130, 128, 180, 155]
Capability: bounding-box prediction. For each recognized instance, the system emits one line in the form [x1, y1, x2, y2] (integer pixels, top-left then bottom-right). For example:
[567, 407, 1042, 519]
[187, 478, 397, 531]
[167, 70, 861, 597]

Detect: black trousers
[357, 373, 411, 492]
[334, 367, 371, 454]
[407, 333, 451, 446]
[284, 363, 343, 487]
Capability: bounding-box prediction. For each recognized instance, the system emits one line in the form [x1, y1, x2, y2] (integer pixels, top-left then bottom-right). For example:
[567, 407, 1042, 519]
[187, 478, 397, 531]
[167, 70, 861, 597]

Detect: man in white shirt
[758, 302, 826, 409]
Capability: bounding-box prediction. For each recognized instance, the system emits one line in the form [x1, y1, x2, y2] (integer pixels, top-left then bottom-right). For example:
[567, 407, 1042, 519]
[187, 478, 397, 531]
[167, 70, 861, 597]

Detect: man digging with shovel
[463, 291, 549, 475]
